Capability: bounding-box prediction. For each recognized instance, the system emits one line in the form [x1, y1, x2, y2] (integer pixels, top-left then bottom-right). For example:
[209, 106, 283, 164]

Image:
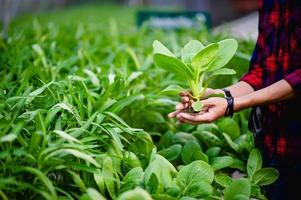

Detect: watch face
[222, 88, 232, 98]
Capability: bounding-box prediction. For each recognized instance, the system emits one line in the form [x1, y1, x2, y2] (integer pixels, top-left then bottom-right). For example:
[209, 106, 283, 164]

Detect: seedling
[152, 39, 238, 112]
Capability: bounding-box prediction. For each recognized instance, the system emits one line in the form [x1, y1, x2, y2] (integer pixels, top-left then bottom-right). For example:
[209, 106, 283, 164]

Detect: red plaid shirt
[240, 0, 301, 158]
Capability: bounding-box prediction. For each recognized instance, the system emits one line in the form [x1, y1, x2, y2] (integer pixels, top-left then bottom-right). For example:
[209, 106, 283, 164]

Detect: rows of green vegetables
[0, 5, 278, 200]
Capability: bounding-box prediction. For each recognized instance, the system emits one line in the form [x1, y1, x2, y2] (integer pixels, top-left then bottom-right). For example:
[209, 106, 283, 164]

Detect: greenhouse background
[0, 0, 280, 200]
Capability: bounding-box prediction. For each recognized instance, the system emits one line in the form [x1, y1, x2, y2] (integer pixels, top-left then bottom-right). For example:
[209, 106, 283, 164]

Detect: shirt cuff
[240, 71, 263, 91]
[284, 69, 301, 93]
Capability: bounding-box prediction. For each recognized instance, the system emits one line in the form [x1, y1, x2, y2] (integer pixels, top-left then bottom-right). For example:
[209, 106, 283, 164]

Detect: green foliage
[177, 160, 214, 197]
[224, 178, 251, 200]
[158, 144, 182, 161]
[117, 188, 153, 200]
[247, 149, 262, 180]
[181, 140, 208, 164]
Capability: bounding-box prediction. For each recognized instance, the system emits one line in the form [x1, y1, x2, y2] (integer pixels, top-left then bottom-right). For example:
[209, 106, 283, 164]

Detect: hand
[175, 97, 228, 125]
[168, 88, 224, 124]
[167, 91, 191, 124]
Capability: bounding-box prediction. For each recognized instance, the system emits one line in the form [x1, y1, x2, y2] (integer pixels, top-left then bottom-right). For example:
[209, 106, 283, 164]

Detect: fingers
[168, 110, 180, 118]
[177, 116, 199, 125]
[181, 96, 189, 103]
[177, 112, 214, 123]
[179, 91, 190, 97]
[168, 102, 189, 118]
[176, 102, 188, 110]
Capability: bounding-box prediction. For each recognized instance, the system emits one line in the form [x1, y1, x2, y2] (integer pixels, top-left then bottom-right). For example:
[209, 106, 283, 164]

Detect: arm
[235, 79, 295, 111]
[214, 81, 255, 97]
[176, 79, 295, 124]
[235, 68, 301, 111]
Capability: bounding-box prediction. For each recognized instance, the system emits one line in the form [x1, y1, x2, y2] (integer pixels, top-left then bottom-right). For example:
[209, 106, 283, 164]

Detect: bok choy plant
[152, 39, 238, 112]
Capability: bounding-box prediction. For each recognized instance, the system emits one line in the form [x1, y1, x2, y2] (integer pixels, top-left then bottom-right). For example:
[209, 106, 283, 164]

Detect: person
[168, 0, 301, 199]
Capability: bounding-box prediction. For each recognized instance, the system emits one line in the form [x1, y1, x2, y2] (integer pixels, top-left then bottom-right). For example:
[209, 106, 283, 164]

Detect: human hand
[175, 97, 228, 125]
[168, 88, 223, 124]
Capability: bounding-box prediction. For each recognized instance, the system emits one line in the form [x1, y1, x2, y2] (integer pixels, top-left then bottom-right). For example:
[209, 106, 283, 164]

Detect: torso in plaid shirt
[240, 0, 301, 159]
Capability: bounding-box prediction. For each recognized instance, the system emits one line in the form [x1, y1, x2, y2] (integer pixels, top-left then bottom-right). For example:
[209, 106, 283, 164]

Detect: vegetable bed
[0, 4, 278, 200]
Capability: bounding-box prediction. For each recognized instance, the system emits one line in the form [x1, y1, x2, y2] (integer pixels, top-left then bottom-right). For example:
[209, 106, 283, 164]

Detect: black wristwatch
[222, 88, 234, 117]
[221, 88, 232, 98]
[224, 96, 234, 117]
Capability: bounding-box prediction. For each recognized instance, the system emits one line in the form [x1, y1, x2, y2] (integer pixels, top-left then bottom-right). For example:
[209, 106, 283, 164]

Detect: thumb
[201, 99, 213, 108]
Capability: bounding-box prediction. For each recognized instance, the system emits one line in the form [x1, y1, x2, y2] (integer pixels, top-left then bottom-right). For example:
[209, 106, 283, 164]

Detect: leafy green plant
[152, 39, 238, 111]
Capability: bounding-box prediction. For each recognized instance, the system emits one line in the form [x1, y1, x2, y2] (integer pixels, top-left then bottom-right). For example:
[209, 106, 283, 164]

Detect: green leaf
[158, 131, 174, 149]
[166, 186, 181, 198]
[152, 194, 176, 200]
[214, 173, 232, 188]
[252, 168, 279, 186]
[193, 131, 222, 147]
[160, 85, 185, 96]
[223, 133, 240, 153]
[153, 40, 175, 57]
[153, 54, 193, 79]
[16, 167, 57, 198]
[181, 141, 207, 164]
[26, 80, 54, 104]
[247, 149, 262, 180]
[172, 132, 198, 145]
[229, 158, 246, 172]
[207, 38, 238, 71]
[181, 40, 204, 64]
[120, 167, 144, 193]
[192, 150, 209, 164]
[211, 156, 233, 171]
[191, 101, 203, 112]
[191, 43, 219, 73]
[93, 170, 106, 195]
[53, 130, 81, 143]
[196, 123, 220, 135]
[109, 94, 144, 113]
[210, 68, 236, 77]
[102, 156, 117, 199]
[184, 181, 213, 198]
[205, 147, 221, 160]
[64, 149, 100, 168]
[224, 178, 251, 200]
[233, 194, 250, 200]
[179, 197, 198, 200]
[86, 188, 106, 200]
[177, 160, 214, 197]
[145, 173, 159, 194]
[218, 117, 240, 140]
[158, 144, 182, 161]
[144, 154, 177, 192]
[0, 134, 17, 143]
[68, 170, 87, 193]
[121, 151, 142, 175]
[117, 188, 153, 200]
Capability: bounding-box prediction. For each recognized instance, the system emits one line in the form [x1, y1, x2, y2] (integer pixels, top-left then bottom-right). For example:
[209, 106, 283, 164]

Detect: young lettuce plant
[152, 39, 238, 112]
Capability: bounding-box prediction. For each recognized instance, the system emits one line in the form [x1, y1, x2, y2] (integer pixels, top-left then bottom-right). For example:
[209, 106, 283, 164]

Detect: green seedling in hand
[152, 39, 238, 112]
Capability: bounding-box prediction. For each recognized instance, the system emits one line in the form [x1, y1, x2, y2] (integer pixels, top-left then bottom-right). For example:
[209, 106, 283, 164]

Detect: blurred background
[0, 0, 259, 39]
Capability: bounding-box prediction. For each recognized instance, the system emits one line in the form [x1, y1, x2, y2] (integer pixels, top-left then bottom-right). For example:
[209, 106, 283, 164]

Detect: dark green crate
[136, 10, 211, 30]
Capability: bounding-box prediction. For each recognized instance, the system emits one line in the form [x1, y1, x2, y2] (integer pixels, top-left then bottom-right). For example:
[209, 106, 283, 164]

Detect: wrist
[234, 95, 252, 112]
[214, 89, 224, 95]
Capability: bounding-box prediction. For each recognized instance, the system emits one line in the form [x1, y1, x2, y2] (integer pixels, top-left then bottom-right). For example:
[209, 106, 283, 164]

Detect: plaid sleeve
[284, 69, 301, 93]
[240, 63, 264, 91]
[239, 42, 264, 91]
